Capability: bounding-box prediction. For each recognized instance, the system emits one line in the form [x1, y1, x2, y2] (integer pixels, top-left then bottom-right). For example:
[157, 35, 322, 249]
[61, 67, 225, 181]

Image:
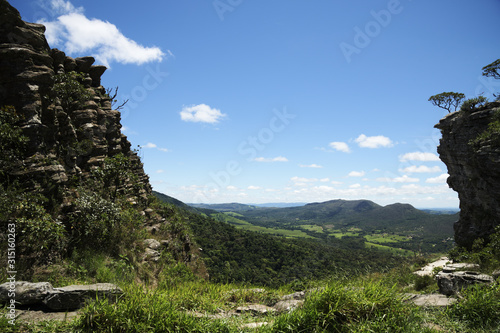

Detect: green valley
[185, 198, 458, 256]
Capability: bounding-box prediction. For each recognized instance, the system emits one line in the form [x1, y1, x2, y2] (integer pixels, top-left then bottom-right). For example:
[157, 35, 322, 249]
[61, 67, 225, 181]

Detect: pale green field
[300, 224, 324, 233]
[365, 242, 414, 256]
[215, 213, 313, 238]
[364, 233, 409, 244]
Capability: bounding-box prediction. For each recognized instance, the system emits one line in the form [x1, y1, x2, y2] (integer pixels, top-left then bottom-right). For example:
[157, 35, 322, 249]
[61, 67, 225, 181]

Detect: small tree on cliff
[482, 59, 500, 80]
[482, 58, 500, 99]
[428, 92, 466, 113]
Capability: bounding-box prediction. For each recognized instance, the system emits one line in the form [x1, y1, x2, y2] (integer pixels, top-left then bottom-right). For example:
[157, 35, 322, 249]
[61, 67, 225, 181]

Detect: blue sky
[11, 0, 500, 207]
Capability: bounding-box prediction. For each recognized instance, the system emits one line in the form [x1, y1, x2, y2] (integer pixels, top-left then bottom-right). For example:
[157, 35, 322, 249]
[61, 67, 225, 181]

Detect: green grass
[329, 231, 360, 239]
[364, 233, 409, 244]
[2, 264, 499, 332]
[365, 242, 414, 256]
[213, 213, 313, 238]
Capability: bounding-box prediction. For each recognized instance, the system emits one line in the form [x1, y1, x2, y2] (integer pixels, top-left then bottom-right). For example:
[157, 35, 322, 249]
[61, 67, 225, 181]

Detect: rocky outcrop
[0, 281, 123, 311]
[435, 102, 500, 249]
[0, 0, 151, 206]
[435, 271, 494, 296]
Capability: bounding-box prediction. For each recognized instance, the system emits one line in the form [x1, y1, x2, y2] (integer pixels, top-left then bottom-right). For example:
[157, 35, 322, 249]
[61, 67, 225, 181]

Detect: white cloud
[355, 134, 394, 148]
[350, 183, 361, 189]
[248, 186, 261, 190]
[254, 156, 288, 162]
[376, 175, 420, 183]
[142, 142, 157, 149]
[156, 169, 165, 173]
[141, 142, 169, 152]
[47, 0, 84, 15]
[291, 176, 318, 183]
[399, 152, 440, 162]
[348, 171, 365, 177]
[320, 178, 330, 182]
[426, 173, 449, 184]
[39, 2, 165, 67]
[399, 165, 442, 173]
[226, 185, 238, 191]
[329, 141, 351, 153]
[179, 104, 226, 124]
[299, 164, 323, 168]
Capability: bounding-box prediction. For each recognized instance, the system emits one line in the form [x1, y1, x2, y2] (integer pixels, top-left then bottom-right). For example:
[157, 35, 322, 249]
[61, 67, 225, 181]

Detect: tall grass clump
[75, 283, 232, 333]
[267, 278, 425, 333]
[446, 283, 500, 330]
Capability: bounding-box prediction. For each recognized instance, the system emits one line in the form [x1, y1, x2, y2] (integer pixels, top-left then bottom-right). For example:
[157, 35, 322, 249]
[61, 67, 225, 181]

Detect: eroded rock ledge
[435, 102, 500, 249]
[0, 0, 151, 205]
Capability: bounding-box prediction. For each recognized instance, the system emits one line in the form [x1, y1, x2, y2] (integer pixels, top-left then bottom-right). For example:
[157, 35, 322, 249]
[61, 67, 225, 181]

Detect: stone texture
[236, 304, 276, 315]
[405, 293, 457, 307]
[435, 102, 500, 249]
[0, 281, 122, 311]
[436, 271, 494, 296]
[0, 0, 152, 208]
[273, 300, 304, 312]
[43, 283, 123, 311]
[0, 281, 54, 306]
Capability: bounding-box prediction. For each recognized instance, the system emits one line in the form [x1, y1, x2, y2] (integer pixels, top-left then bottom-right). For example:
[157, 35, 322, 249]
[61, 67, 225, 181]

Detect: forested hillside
[186, 198, 457, 255]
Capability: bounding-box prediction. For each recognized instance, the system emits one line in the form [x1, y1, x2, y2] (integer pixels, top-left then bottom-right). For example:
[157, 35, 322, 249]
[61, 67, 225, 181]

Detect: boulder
[0, 281, 54, 305]
[43, 283, 123, 311]
[236, 304, 276, 315]
[280, 291, 306, 300]
[75, 56, 95, 73]
[273, 300, 303, 312]
[89, 65, 107, 87]
[436, 271, 494, 296]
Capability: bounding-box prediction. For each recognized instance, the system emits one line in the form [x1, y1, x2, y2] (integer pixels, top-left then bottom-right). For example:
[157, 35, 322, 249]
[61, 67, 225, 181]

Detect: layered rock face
[435, 102, 500, 249]
[0, 0, 151, 204]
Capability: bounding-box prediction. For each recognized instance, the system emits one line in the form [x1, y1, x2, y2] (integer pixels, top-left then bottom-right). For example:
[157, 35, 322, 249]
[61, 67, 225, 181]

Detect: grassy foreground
[1, 264, 499, 332]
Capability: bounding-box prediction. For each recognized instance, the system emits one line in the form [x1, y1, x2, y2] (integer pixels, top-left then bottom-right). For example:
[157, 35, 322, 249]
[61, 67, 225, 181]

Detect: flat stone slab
[413, 257, 450, 276]
[240, 322, 270, 329]
[15, 309, 80, 323]
[442, 263, 479, 273]
[405, 294, 457, 307]
[274, 299, 304, 312]
[0, 281, 54, 306]
[236, 304, 276, 315]
[43, 283, 123, 311]
[281, 291, 306, 300]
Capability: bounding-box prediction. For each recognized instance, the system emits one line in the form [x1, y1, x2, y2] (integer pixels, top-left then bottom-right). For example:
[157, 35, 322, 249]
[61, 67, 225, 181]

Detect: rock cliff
[0, 0, 151, 205]
[435, 101, 500, 249]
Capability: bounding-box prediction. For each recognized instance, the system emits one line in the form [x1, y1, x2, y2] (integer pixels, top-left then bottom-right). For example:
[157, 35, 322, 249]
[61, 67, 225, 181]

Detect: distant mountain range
[154, 191, 458, 254]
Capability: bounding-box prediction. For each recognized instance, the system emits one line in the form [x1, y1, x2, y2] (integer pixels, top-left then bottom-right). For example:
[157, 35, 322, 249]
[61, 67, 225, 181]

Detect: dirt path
[413, 257, 451, 276]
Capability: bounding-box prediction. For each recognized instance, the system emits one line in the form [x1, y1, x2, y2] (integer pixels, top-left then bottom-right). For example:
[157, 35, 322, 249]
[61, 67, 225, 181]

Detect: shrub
[0, 105, 28, 186]
[460, 96, 488, 113]
[68, 191, 145, 255]
[49, 72, 93, 111]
